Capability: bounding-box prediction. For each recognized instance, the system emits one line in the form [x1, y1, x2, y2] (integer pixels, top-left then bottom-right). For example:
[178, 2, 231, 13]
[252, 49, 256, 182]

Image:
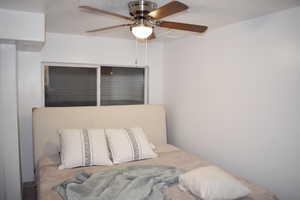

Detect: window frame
[41, 62, 149, 107]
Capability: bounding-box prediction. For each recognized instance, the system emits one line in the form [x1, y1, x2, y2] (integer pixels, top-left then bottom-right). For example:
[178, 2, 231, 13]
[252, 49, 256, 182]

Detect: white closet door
[0, 43, 22, 200]
[0, 146, 4, 200]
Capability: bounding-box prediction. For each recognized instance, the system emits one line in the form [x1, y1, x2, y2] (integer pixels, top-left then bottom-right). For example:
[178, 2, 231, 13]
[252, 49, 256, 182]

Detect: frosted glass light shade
[132, 25, 153, 39]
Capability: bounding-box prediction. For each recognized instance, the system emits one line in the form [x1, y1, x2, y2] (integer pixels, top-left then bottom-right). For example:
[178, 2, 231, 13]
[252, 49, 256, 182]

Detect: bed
[33, 105, 278, 200]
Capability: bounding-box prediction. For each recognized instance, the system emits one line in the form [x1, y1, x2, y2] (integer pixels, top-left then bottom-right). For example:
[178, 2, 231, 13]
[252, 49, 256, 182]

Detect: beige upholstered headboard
[32, 105, 167, 167]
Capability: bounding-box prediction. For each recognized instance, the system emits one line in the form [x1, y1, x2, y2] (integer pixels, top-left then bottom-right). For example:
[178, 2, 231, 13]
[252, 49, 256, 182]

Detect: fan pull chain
[135, 38, 138, 66]
[145, 39, 148, 66]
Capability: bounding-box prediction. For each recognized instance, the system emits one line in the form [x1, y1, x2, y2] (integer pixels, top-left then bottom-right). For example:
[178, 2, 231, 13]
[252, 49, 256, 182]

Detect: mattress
[37, 144, 278, 200]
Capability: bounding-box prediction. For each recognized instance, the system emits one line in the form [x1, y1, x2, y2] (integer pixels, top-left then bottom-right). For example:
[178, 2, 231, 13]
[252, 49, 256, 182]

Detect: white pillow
[179, 166, 251, 200]
[58, 129, 113, 169]
[106, 127, 157, 164]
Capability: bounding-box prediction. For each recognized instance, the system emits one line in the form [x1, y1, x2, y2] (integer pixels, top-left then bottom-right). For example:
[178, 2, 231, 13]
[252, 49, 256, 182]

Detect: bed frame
[32, 105, 167, 170]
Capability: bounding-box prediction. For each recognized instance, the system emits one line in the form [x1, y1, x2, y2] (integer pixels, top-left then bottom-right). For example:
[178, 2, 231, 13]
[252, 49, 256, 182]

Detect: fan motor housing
[128, 0, 158, 19]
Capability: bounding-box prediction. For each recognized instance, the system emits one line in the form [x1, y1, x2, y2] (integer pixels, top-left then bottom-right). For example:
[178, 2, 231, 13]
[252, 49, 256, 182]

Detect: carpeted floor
[23, 182, 37, 200]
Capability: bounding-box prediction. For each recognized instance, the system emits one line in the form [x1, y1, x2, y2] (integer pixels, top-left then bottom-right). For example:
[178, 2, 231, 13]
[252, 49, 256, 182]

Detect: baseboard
[22, 181, 36, 188]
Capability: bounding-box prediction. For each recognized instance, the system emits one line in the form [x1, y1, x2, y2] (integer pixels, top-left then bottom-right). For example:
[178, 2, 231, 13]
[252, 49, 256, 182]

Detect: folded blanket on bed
[54, 165, 185, 200]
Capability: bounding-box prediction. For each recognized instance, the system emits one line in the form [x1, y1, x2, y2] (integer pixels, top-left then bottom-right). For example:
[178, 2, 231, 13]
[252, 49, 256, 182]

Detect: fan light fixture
[131, 24, 153, 39]
[81, 1, 208, 40]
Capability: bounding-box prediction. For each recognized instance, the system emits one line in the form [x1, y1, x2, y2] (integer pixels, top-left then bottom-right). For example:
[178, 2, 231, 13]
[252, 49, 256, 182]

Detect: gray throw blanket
[54, 165, 185, 200]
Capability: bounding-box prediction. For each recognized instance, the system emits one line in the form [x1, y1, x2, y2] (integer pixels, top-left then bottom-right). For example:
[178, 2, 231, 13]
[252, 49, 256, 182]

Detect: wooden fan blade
[148, 32, 156, 40]
[79, 6, 133, 21]
[158, 21, 208, 33]
[86, 24, 131, 33]
[148, 1, 188, 20]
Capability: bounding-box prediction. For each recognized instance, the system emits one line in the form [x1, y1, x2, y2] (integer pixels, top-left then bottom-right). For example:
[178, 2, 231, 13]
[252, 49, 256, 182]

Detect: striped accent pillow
[58, 129, 113, 169]
[106, 127, 157, 164]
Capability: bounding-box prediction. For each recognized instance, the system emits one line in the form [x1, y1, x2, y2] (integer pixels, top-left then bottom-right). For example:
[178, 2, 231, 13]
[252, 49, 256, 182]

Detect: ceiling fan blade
[158, 21, 208, 33]
[86, 24, 131, 33]
[79, 6, 133, 21]
[148, 32, 156, 40]
[148, 1, 188, 20]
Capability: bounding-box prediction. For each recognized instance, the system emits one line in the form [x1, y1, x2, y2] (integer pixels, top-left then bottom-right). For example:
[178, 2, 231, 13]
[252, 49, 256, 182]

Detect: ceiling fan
[79, 0, 208, 40]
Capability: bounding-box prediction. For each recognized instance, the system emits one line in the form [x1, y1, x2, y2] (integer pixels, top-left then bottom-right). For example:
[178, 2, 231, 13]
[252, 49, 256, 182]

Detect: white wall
[18, 32, 164, 182]
[0, 43, 22, 200]
[0, 8, 45, 42]
[40, 33, 164, 104]
[164, 6, 300, 200]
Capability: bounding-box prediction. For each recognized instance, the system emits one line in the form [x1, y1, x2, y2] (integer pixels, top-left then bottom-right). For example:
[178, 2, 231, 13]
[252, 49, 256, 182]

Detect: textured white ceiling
[1, 0, 300, 40]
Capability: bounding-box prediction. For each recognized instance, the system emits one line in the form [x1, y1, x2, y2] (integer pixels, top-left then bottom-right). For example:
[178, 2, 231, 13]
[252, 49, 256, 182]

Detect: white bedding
[37, 144, 279, 200]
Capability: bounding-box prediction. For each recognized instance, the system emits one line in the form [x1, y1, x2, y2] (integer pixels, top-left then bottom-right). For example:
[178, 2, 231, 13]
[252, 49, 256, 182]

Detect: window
[43, 64, 148, 107]
[44, 66, 97, 107]
[101, 67, 145, 105]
